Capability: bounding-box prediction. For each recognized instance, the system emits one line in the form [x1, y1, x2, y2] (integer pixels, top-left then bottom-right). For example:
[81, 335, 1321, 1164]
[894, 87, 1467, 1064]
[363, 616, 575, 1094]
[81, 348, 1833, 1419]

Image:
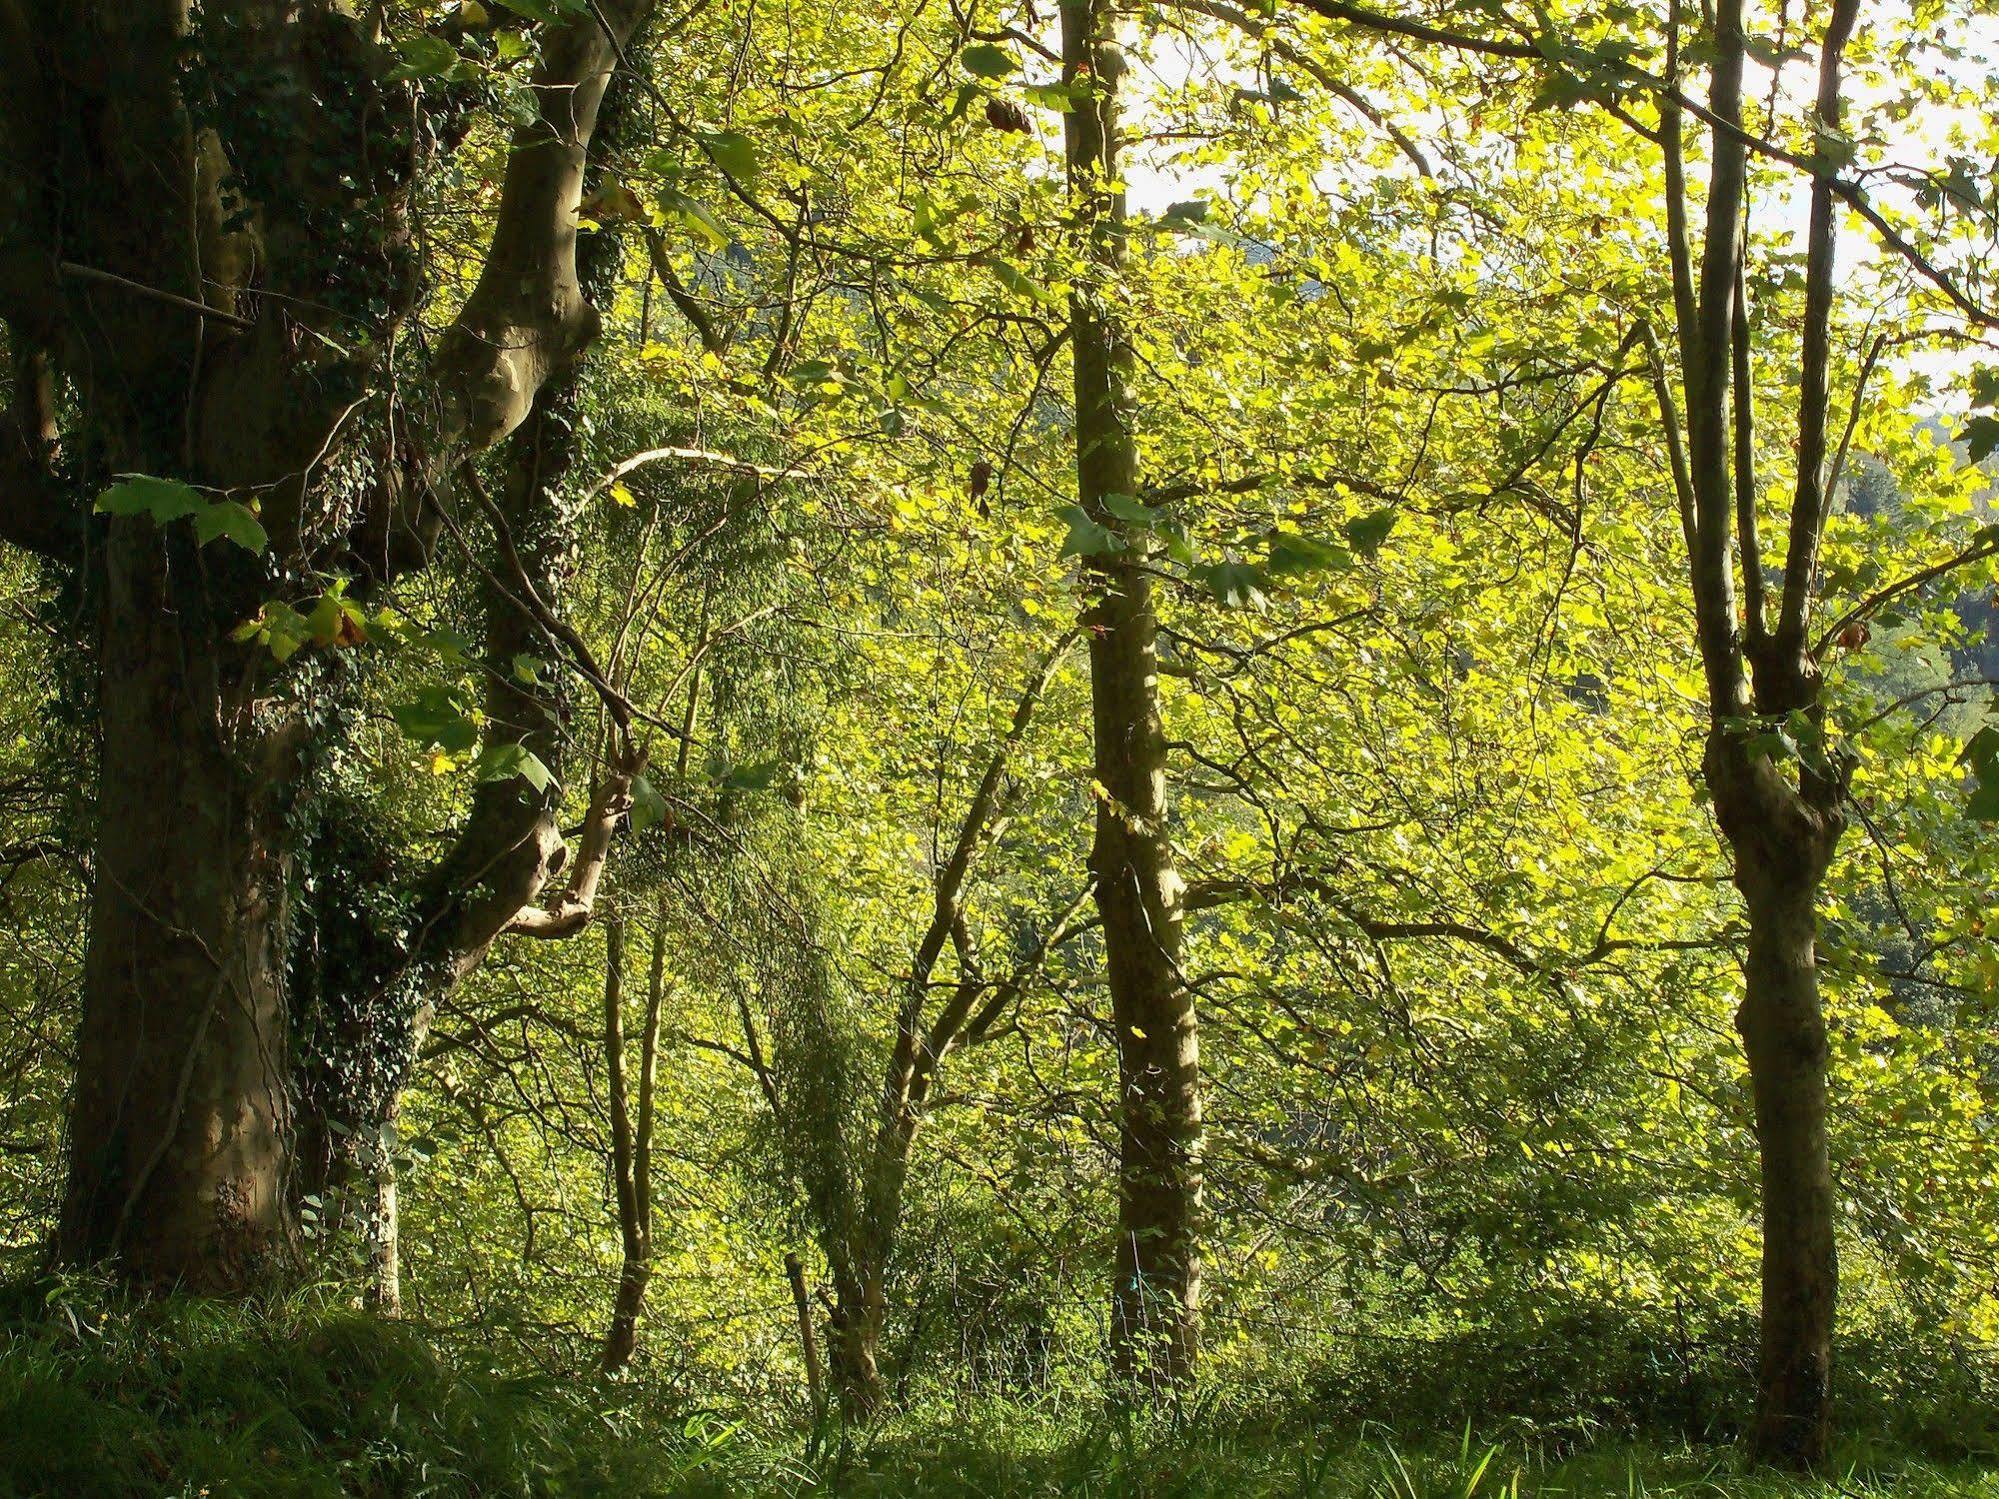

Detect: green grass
[802, 1412, 1999, 1498]
[0, 1279, 757, 1497]
[0, 1284, 1993, 1497]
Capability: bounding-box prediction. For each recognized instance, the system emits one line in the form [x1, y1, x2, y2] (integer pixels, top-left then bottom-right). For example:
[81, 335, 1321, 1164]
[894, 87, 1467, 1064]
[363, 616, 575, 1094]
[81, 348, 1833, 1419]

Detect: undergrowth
[0, 1280, 1995, 1497]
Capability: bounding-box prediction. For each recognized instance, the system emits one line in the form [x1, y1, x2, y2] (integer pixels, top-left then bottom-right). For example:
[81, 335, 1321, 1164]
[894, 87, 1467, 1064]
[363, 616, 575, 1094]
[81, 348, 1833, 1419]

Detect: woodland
[4, 0, 1999, 1494]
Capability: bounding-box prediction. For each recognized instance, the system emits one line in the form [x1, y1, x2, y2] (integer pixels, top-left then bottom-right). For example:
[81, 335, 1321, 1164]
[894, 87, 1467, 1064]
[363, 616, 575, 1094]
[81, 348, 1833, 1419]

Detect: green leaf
[303, 594, 344, 645]
[1266, 530, 1353, 577]
[1528, 67, 1598, 112]
[790, 358, 841, 387]
[700, 129, 761, 184]
[661, 189, 730, 251]
[1101, 493, 1164, 527]
[96, 475, 206, 523]
[1962, 725, 1999, 820]
[392, 34, 460, 79]
[960, 43, 1019, 78]
[233, 602, 312, 663]
[473, 742, 555, 793]
[630, 774, 669, 832]
[98, 477, 267, 555]
[1056, 504, 1119, 558]
[1961, 414, 1999, 464]
[1969, 775, 1999, 822]
[1193, 558, 1269, 609]
[392, 687, 479, 754]
[487, 0, 581, 19]
[986, 259, 1054, 303]
[718, 756, 780, 792]
[1343, 508, 1398, 556]
[190, 500, 269, 555]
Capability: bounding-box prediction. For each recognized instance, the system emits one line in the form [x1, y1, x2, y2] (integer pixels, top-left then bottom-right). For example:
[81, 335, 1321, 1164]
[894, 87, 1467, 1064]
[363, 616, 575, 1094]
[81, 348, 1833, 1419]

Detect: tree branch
[507, 745, 643, 939]
[434, 0, 657, 451]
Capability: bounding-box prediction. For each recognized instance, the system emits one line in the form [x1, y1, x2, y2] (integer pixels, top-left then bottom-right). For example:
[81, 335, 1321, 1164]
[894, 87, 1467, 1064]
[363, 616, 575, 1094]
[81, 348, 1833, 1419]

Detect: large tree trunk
[1737, 861, 1837, 1464]
[10, 0, 648, 1301]
[1061, 0, 1202, 1389]
[59, 533, 299, 1289]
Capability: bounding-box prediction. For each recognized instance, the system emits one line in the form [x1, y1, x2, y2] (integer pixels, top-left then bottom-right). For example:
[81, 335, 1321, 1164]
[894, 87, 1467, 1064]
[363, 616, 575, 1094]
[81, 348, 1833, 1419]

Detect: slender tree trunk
[602, 912, 663, 1371]
[1708, 730, 1843, 1467]
[1738, 861, 1837, 1463]
[785, 1251, 829, 1417]
[827, 1022, 920, 1417]
[59, 534, 300, 1289]
[366, 1160, 401, 1315]
[1061, 0, 1201, 1388]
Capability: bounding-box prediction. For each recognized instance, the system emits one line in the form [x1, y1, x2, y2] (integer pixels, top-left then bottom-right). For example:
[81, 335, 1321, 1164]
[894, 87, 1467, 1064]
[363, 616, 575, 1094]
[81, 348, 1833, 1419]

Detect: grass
[802, 1412, 1999, 1498]
[0, 1283, 1993, 1497]
[0, 1279, 746, 1497]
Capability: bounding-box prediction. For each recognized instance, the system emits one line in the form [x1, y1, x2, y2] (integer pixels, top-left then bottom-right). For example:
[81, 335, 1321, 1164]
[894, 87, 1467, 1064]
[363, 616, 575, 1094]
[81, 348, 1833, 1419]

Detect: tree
[600, 908, 664, 1370]
[1179, 0, 1999, 1458]
[800, 633, 1085, 1414]
[1601, 0, 1995, 1458]
[0, 0, 653, 1290]
[1060, 0, 1204, 1387]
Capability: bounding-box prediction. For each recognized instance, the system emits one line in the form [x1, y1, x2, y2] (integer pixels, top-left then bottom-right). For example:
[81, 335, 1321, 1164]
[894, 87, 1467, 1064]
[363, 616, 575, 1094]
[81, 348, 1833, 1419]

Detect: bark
[437, 0, 655, 450]
[602, 911, 664, 1371]
[1061, 0, 1201, 1389]
[826, 1268, 887, 1419]
[59, 532, 300, 1289]
[1647, 0, 1858, 1456]
[305, 61, 649, 1307]
[1709, 735, 1844, 1466]
[37, 3, 310, 1288]
[339, 387, 638, 1312]
[785, 1251, 828, 1417]
[365, 1164, 402, 1315]
[1738, 870, 1836, 1465]
[805, 642, 1082, 1416]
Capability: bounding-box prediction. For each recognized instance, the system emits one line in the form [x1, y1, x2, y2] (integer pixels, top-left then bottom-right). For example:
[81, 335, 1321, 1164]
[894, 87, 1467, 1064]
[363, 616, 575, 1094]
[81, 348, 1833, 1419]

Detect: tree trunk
[784, 1251, 829, 1417]
[1092, 593, 1201, 1387]
[601, 915, 649, 1370]
[1061, 0, 1202, 1389]
[1708, 726, 1843, 1468]
[58, 532, 299, 1290]
[1738, 864, 1837, 1465]
[827, 1267, 886, 1418]
[366, 1160, 401, 1316]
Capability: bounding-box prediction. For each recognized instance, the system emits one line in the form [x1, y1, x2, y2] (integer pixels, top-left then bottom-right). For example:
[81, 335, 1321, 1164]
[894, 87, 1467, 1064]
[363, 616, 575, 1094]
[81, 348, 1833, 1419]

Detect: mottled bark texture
[1061, 0, 1202, 1389]
[1709, 739, 1843, 1465]
[61, 535, 302, 1285]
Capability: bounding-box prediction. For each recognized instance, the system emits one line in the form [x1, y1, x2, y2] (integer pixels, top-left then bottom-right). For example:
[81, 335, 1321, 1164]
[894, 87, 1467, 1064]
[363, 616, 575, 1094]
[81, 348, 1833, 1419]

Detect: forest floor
[788, 1422, 1999, 1497]
[0, 1288, 1994, 1496]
